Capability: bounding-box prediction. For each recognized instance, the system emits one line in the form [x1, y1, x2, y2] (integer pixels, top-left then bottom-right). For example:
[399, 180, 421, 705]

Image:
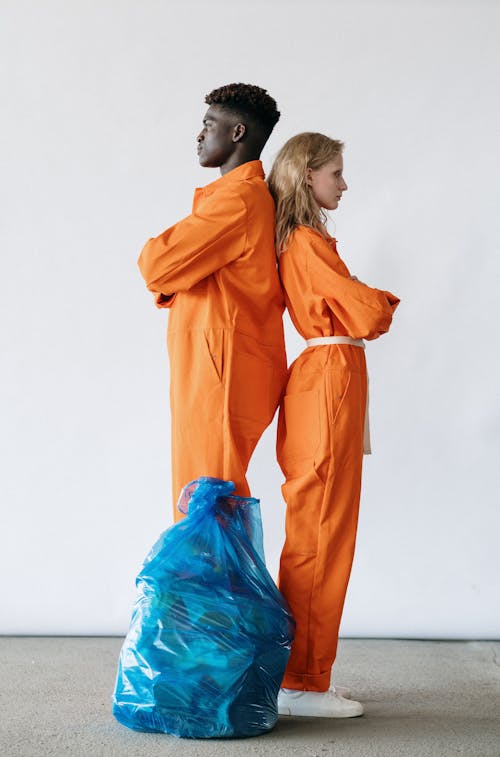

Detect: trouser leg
[169, 330, 286, 521]
[171, 411, 252, 522]
[278, 369, 366, 691]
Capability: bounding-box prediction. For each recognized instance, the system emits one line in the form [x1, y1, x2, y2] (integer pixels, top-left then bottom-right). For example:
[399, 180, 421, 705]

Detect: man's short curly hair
[205, 83, 280, 140]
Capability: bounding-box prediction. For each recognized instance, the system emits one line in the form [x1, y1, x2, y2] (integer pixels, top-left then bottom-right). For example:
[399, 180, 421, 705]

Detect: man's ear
[232, 123, 246, 143]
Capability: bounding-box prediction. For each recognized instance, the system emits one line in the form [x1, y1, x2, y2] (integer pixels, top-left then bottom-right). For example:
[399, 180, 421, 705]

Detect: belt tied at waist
[305, 335, 371, 455]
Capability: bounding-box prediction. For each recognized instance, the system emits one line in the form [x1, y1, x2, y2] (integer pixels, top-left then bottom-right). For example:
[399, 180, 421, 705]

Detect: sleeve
[137, 187, 247, 307]
[305, 232, 400, 340]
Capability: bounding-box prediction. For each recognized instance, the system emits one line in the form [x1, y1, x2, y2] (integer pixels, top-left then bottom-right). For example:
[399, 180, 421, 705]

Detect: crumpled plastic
[112, 477, 294, 738]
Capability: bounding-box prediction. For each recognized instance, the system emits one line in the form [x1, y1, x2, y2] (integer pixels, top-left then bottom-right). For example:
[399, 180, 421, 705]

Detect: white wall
[1, 0, 499, 637]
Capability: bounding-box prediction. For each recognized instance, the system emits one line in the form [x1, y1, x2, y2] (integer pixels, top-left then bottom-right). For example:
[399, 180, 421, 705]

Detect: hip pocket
[277, 390, 321, 477]
[204, 329, 225, 383]
[229, 353, 274, 425]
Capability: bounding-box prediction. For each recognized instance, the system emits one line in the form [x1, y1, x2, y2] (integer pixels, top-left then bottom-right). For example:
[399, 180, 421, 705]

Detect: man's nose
[196, 130, 204, 143]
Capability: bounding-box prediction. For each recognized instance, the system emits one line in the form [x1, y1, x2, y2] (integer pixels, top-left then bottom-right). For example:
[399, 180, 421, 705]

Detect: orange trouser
[277, 345, 367, 692]
[169, 327, 287, 522]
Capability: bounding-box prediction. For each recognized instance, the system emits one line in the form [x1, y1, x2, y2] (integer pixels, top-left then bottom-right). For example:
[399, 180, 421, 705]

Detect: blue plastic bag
[112, 477, 294, 738]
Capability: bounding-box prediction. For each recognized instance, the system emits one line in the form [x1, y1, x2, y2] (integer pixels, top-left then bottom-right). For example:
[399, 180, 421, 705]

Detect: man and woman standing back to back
[138, 83, 399, 719]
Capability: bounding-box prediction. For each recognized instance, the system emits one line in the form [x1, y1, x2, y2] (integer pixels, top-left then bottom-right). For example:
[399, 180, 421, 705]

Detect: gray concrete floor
[1, 638, 499, 757]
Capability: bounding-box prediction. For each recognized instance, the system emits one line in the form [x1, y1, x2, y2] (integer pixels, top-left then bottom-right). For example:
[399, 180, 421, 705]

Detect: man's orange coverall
[138, 161, 287, 520]
[277, 226, 399, 691]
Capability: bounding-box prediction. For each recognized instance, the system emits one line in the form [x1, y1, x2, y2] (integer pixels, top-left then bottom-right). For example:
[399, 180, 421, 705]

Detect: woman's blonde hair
[267, 132, 344, 255]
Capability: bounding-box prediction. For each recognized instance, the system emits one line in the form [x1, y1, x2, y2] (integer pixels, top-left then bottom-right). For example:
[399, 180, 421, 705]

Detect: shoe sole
[278, 706, 364, 718]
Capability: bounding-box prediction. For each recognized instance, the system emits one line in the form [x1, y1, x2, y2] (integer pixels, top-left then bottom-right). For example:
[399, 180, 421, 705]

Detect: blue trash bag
[112, 477, 294, 738]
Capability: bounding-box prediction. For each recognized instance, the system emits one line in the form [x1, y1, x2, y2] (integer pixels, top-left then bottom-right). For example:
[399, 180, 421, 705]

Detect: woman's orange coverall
[277, 226, 399, 691]
[138, 161, 287, 521]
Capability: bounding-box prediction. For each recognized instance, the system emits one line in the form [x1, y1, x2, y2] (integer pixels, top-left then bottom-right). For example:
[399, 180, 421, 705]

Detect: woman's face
[306, 155, 348, 210]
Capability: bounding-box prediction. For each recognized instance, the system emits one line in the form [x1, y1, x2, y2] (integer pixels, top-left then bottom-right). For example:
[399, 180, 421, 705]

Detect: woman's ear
[232, 123, 246, 143]
[305, 167, 313, 187]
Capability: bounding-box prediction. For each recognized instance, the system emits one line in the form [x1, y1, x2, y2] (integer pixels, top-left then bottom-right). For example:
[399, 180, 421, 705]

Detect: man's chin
[198, 154, 221, 168]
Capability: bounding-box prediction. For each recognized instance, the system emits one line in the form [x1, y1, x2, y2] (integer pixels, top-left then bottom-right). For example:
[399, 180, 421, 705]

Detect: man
[138, 83, 287, 521]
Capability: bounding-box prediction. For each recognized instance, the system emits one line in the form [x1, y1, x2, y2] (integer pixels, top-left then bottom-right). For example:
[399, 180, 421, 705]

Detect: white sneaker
[330, 669, 352, 698]
[277, 687, 364, 718]
[331, 683, 352, 699]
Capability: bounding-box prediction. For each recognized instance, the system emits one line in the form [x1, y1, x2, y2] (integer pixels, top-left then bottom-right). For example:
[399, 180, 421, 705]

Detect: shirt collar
[197, 160, 265, 198]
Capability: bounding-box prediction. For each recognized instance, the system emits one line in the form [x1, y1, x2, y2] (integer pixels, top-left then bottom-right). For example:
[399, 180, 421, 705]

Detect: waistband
[305, 336, 365, 349]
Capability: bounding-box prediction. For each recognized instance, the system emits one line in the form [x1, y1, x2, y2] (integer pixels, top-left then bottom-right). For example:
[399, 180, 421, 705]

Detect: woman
[268, 133, 400, 718]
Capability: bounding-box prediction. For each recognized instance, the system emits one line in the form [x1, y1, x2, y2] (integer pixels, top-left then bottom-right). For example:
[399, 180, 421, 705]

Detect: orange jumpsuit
[277, 226, 399, 692]
[138, 160, 287, 521]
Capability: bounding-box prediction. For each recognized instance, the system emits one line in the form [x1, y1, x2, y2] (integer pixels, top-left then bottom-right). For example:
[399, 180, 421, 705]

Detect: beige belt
[305, 336, 371, 455]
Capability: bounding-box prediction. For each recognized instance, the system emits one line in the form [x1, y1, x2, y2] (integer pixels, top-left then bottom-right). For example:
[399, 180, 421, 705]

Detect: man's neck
[219, 152, 261, 176]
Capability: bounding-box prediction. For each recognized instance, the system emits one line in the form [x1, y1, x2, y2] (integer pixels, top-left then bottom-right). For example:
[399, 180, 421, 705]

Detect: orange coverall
[277, 225, 399, 691]
[138, 161, 287, 521]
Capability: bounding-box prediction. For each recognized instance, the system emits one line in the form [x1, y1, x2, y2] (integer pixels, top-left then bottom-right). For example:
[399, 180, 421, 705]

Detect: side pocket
[229, 353, 274, 424]
[278, 390, 321, 478]
[204, 329, 225, 383]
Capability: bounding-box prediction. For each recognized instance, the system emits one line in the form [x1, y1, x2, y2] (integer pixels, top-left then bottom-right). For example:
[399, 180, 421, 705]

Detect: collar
[196, 160, 265, 198]
[301, 224, 337, 247]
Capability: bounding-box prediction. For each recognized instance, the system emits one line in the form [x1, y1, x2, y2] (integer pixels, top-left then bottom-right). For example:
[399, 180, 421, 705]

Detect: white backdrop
[1, 0, 499, 637]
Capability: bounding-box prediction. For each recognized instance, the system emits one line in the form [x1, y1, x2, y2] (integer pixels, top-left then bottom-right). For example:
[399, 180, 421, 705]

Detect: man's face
[196, 105, 239, 167]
